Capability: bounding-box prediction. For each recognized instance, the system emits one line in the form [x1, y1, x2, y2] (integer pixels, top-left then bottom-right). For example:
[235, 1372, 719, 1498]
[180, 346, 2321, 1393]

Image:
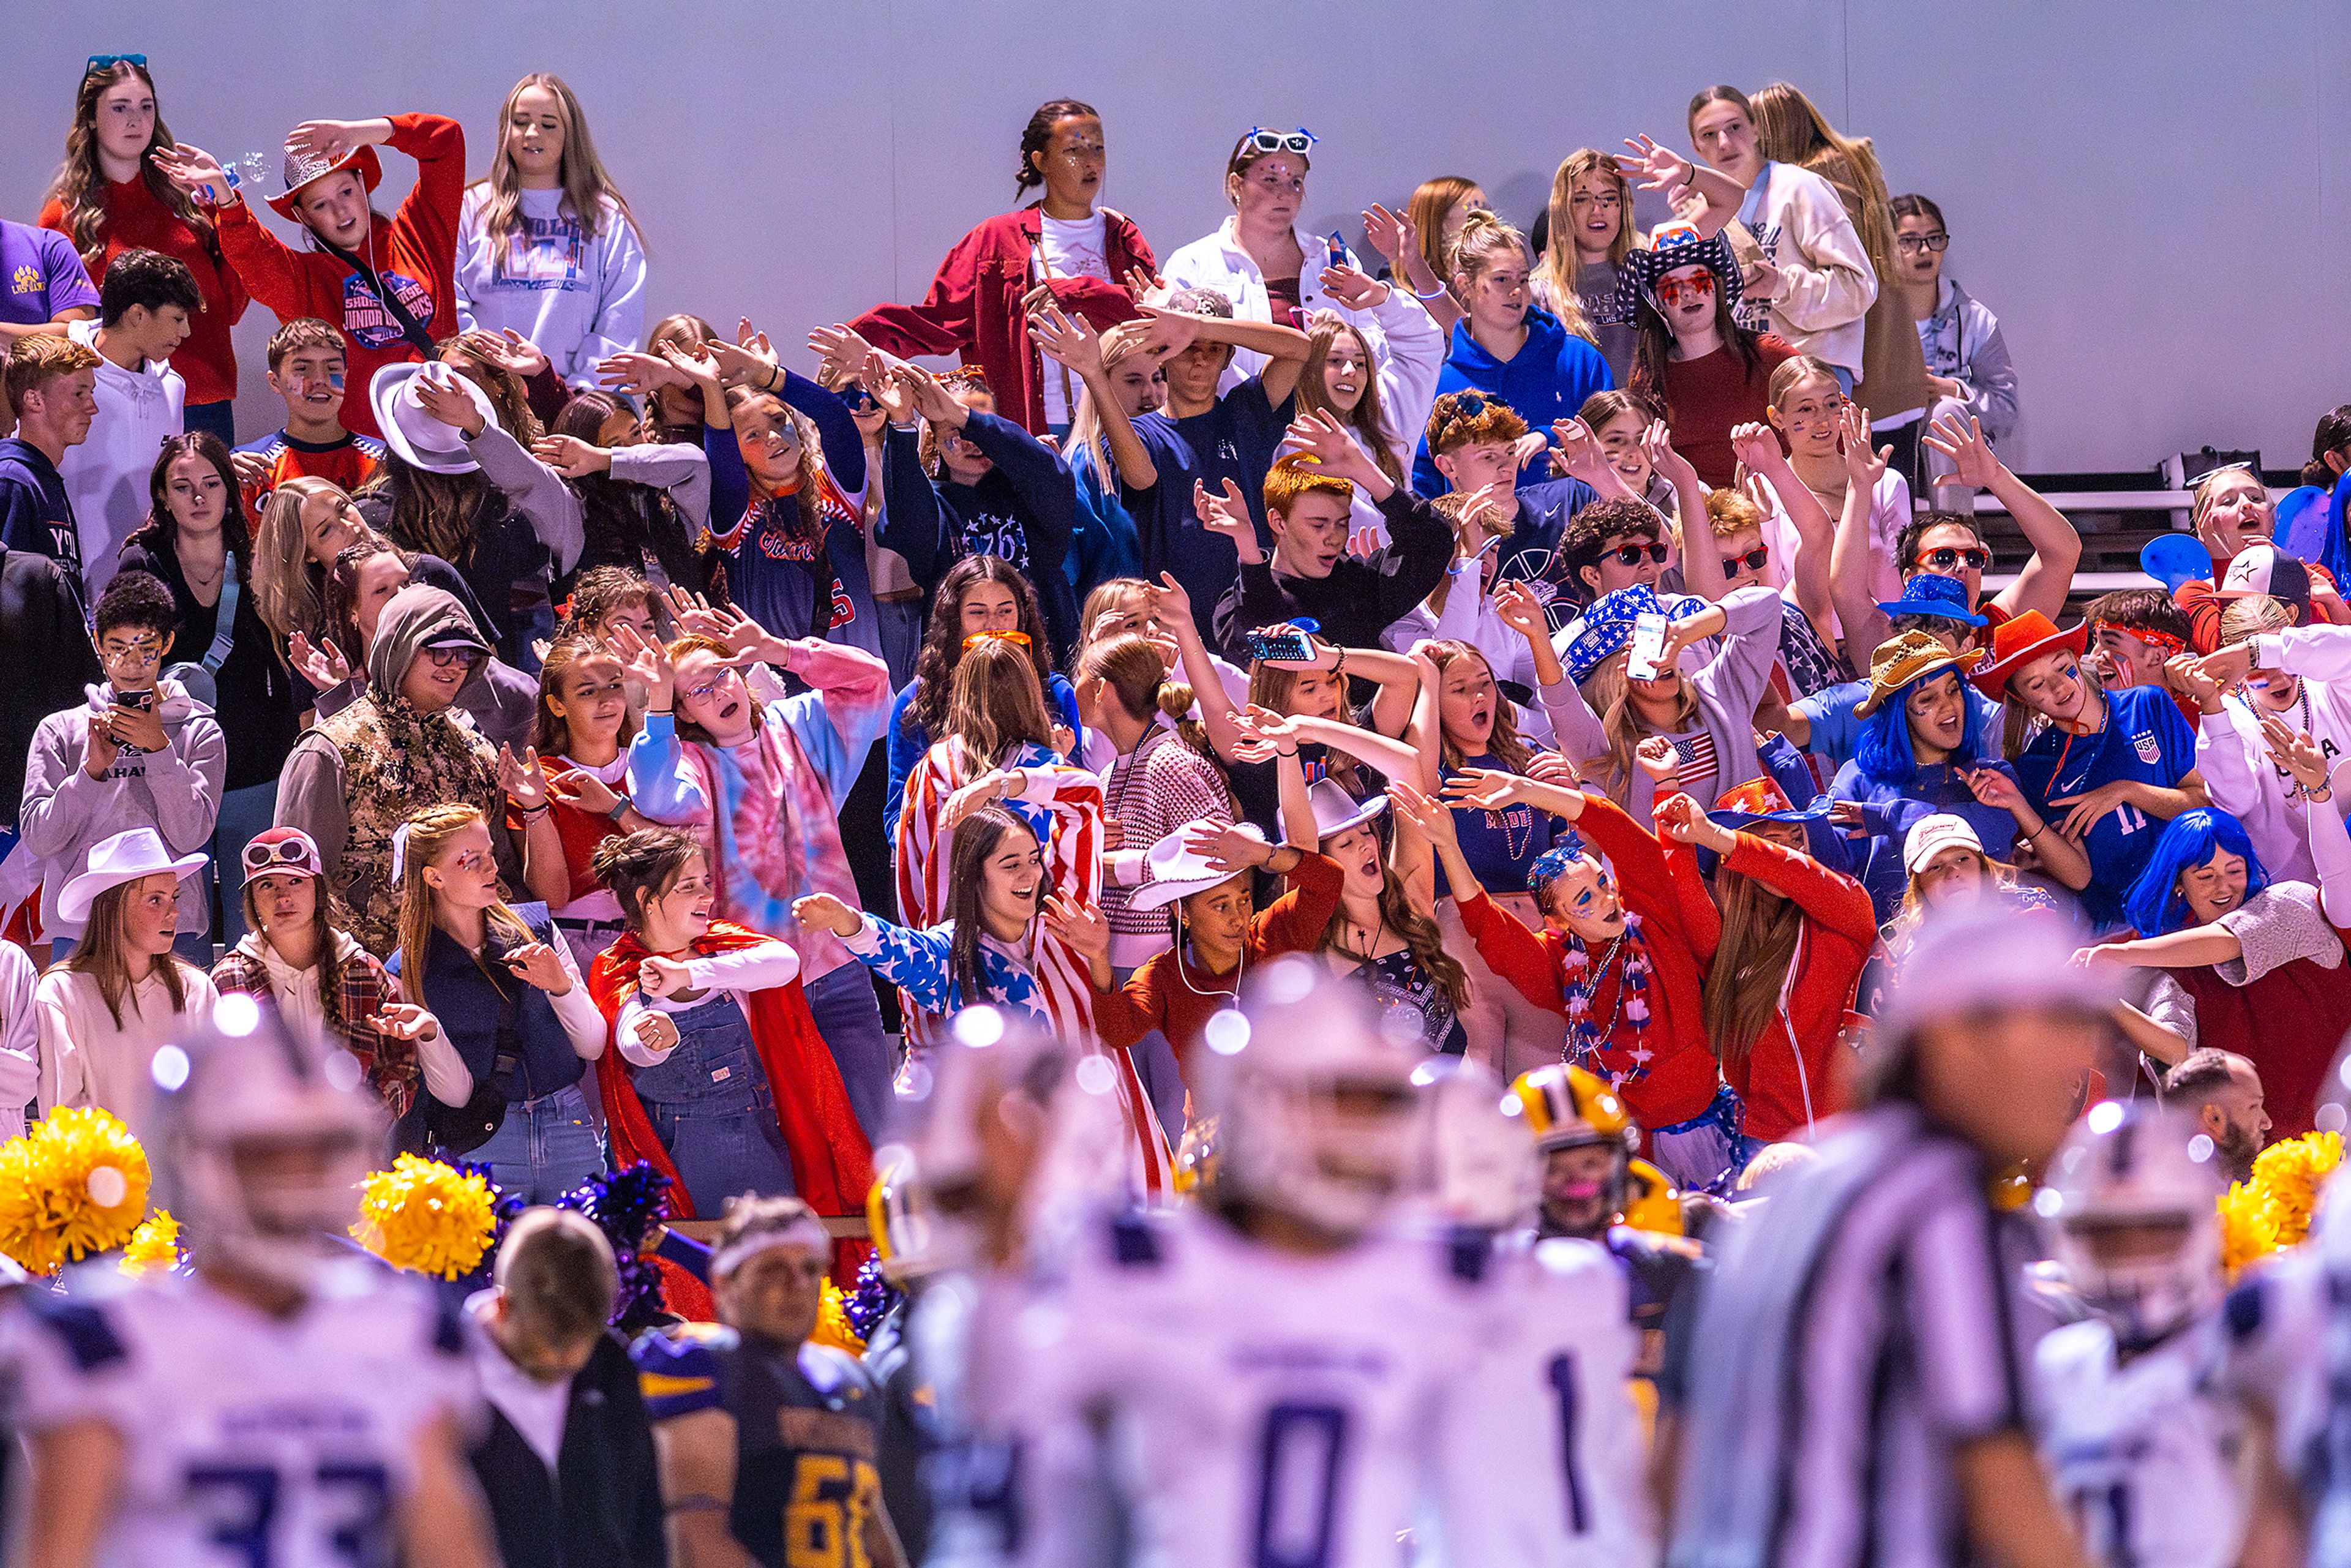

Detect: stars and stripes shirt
[1671, 1103, 2050, 1568]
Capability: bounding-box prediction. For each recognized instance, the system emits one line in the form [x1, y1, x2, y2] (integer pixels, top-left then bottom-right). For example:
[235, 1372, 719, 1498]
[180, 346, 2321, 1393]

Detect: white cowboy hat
[1308, 778, 1387, 842]
[60, 827, 208, 925]
[370, 361, 493, 476]
[1130, 820, 1267, 912]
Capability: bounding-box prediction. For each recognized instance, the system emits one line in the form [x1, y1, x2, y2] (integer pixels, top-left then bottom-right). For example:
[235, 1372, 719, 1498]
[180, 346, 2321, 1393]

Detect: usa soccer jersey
[2014, 684, 2197, 929]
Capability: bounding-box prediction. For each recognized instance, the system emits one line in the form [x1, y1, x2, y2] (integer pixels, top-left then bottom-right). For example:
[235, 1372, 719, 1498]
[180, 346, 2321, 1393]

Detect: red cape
[590, 921, 875, 1281]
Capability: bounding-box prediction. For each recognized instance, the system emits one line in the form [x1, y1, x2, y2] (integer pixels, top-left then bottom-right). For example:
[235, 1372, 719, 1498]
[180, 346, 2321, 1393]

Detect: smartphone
[112, 688, 155, 713]
[1626, 613, 1670, 681]
[1245, 624, 1318, 665]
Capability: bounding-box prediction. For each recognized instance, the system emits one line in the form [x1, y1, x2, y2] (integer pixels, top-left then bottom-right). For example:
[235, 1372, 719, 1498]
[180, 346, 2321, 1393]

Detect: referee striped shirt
[1670, 1104, 2050, 1568]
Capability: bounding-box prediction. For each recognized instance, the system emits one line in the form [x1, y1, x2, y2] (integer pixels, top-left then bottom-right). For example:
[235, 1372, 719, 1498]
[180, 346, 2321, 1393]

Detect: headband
[2092, 620, 2186, 661]
[962, 629, 1032, 651]
[711, 1214, 832, 1278]
[1528, 832, 1591, 887]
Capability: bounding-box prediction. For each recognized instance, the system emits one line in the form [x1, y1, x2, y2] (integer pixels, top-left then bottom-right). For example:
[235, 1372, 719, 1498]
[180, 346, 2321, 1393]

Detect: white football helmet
[148, 994, 386, 1289]
[2039, 1100, 2224, 1346]
[1415, 1056, 1540, 1230]
[1198, 956, 1423, 1240]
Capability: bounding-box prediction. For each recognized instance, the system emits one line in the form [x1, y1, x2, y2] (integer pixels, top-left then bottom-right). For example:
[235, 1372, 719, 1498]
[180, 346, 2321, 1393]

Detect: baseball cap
[2217, 544, 2312, 617]
[1902, 814, 1984, 876]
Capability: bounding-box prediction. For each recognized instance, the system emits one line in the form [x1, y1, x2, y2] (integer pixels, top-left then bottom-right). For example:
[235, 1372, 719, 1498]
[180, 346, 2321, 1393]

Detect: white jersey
[1003, 1206, 1513, 1568]
[1433, 1234, 1657, 1567]
[2034, 1316, 2249, 1568]
[9, 1262, 479, 1568]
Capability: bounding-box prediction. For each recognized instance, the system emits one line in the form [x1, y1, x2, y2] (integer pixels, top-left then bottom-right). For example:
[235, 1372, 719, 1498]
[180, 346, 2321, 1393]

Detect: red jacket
[39, 179, 250, 407]
[207, 113, 466, 440]
[2177, 568, 2349, 654]
[1458, 795, 1724, 1130]
[2168, 939, 2351, 1139]
[851, 204, 1154, 435]
[1679, 830, 1878, 1144]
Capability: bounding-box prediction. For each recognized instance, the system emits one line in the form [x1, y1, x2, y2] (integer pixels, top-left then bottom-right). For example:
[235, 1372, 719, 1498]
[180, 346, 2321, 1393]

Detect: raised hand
[1041, 894, 1110, 961]
[1728, 421, 1785, 478]
[656, 338, 724, 391]
[286, 118, 380, 167]
[1315, 261, 1392, 311]
[1182, 817, 1273, 874]
[1652, 790, 1722, 848]
[1548, 417, 1616, 488]
[465, 328, 549, 381]
[1127, 303, 1205, 361]
[1526, 750, 1583, 787]
[1142, 571, 1196, 632]
[2259, 713, 2333, 791]
[893, 364, 967, 427]
[287, 631, 353, 692]
[1029, 302, 1104, 378]
[546, 767, 621, 817]
[1837, 402, 1889, 487]
[637, 953, 695, 999]
[942, 770, 1014, 830]
[150, 143, 231, 200]
[503, 940, 572, 996]
[1360, 203, 1417, 275]
[2194, 644, 2257, 691]
[598, 350, 685, 398]
[2164, 651, 2225, 711]
[1491, 577, 1548, 639]
[1635, 734, 1685, 790]
[1388, 781, 1461, 846]
[1193, 478, 1264, 561]
[412, 371, 486, 437]
[498, 744, 548, 811]
[1617, 134, 1697, 196]
[608, 621, 675, 706]
[808, 323, 877, 384]
[531, 433, 611, 478]
[1920, 410, 2002, 490]
[790, 892, 863, 938]
[1121, 264, 1172, 309]
[1346, 525, 1381, 561]
[1281, 406, 1376, 486]
[1439, 766, 1529, 811]
[1640, 419, 1700, 490]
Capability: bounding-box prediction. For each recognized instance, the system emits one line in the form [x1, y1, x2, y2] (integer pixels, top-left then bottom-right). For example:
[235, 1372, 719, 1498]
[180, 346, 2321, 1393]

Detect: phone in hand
[111, 688, 155, 713]
[1627, 613, 1670, 682]
[1245, 623, 1318, 665]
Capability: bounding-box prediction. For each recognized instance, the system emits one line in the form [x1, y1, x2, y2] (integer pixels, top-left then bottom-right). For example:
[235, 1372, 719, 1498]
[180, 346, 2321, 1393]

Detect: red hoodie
[206, 113, 465, 440]
[1679, 831, 1878, 1144]
[39, 178, 251, 407]
[1457, 794, 1723, 1131]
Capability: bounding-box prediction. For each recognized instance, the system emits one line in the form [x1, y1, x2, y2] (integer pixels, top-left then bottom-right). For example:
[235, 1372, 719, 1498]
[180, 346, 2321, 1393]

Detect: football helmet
[1199, 956, 1422, 1240]
[2039, 1100, 2223, 1346]
[148, 994, 386, 1289]
[867, 1142, 941, 1286]
[1619, 1158, 1685, 1237]
[1510, 1063, 1638, 1232]
[1415, 1056, 1540, 1230]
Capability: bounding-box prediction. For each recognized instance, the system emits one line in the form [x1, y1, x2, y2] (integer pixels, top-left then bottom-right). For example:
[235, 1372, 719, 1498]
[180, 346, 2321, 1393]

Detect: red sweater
[207, 113, 466, 440]
[1684, 830, 1878, 1144]
[2169, 945, 2351, 1139]
[1092, 850, 1343, 1080]
[1653, 333, 1798, 487]
[1457, 795, 1723, 1130]
[851, 204, 1155, 435]
[39, 179, 250, 406]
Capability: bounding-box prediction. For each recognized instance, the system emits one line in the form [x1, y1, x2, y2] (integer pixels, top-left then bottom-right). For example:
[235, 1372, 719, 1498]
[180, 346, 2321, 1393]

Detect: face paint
[328, 370, 345, 391]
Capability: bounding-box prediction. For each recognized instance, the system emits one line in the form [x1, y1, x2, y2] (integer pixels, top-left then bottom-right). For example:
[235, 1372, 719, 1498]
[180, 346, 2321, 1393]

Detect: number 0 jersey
[5, 1263, 478, 1568]
[2034, 1316, 2249, 1568]
[632, 1321, 886, 1568]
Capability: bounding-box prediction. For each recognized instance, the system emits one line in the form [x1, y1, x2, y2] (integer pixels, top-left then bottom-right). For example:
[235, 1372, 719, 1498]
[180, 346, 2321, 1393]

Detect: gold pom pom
[811, 1281, 866, 1356]
[351, 1154, 499, 1280]
[120, 1210, 182, 1277]
[0, 1108, 154, 1276]
[2218, 1182, 2280, 1278]
[2252, 1131, 2342, 1248]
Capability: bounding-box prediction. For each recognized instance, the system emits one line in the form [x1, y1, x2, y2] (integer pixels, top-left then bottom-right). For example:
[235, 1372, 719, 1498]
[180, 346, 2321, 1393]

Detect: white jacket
[0, 938, 36, 1140]
[1736, 162, 1877, 377]
[58, 319, 186, 600]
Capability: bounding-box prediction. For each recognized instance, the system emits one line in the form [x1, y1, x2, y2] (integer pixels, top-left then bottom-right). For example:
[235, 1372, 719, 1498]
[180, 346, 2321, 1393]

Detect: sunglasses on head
[1609, 543, 1671, 567]
[1720, 545, 1770, 576]
[1914, 545, 1992, 572]
[85, 53, 147, 73]
[1242, 127, 1317, 156]
[242, 838, 314, 874]
[962, 629, 1033, 651]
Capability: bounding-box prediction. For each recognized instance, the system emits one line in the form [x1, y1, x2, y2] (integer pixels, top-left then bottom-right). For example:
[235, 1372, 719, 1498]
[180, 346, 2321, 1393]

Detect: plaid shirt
[211, 946, 414, 1119]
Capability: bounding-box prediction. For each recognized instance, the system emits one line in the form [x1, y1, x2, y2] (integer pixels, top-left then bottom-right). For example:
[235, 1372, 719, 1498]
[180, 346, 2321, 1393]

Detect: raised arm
[1740, 421, 1838, 643]
[1829, 406, 1897, 666]
[1924, 412, 2082, 624]
[1145, 573, 1250, 762]
[1031, 298, 1157, 489]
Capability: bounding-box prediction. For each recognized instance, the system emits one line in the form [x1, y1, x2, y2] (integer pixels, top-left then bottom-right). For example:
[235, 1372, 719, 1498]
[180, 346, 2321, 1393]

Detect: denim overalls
[631, 991, 797, 1209]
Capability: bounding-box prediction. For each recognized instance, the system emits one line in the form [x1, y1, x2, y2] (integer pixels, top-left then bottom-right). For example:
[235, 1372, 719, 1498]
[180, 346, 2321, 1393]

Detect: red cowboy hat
[267, 143, 384, 224]
[1967, 609, 2089, 697]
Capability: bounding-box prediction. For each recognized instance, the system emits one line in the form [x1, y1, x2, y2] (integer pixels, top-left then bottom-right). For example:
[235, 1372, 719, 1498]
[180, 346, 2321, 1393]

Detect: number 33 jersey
[6, 1264, 479, 1568]
[999, 1208, 1650, 1568]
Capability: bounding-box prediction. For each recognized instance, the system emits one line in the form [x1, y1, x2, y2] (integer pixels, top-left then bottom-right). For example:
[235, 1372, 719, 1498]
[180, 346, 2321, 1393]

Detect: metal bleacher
[1968, 471, 2298, 610]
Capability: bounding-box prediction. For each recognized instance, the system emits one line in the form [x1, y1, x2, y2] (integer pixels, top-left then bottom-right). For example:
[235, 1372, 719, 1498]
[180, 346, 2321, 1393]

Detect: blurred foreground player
[1671, 908, 2113, 1568]
[11, 998, 499, 1568]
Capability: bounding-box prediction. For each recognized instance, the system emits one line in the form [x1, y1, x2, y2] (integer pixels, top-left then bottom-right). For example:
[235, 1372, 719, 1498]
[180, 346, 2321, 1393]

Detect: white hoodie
[58, 318, 186, 601]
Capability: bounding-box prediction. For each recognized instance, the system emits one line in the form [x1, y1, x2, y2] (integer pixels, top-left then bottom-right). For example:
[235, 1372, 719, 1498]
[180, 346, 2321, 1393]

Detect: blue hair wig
[2123, 808, 2271, 938]
[1853, 669, 1984, 787]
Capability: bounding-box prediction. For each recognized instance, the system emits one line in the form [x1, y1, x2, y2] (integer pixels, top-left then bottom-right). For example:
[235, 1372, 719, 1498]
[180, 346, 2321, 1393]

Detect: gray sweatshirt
[20, 680, 226, 939]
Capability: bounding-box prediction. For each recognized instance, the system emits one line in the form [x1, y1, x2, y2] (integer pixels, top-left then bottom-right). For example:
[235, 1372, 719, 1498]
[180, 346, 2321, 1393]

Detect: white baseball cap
[1902, 814, 1984, 877]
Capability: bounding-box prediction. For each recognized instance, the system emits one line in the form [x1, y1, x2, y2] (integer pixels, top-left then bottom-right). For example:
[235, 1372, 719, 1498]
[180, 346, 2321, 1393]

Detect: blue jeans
[211, 779, 280, 947]
[183, 400, 236, 444]
[636, 993, 797, 1209]
[474, 1080, 605, 1206]
[804, 962, 899, 1142]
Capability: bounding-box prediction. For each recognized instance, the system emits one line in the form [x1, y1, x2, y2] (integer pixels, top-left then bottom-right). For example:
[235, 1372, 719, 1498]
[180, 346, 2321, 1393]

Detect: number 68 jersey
[7, 1264, 479, 1568]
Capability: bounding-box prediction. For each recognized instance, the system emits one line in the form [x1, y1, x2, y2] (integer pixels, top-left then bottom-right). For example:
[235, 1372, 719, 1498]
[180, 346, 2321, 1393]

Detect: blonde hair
[1534, 151, 1620, 345]
[1579, 650, 1698, 805]
[471, 73, 639, 253]
[1883, 847, 2027, 957]
[948, 636, 1057, 767]
[62, 877, 196, 1030]
[1749, 83, 1900, 290]
[2221, 593, 2290, 645]
[395, 804, 535, 1016]
[1065, 332, 1152, 505]
[1448, 209, 1534, 298]
[252, 476, 351, 646]
[1704, 861, 1808, 1066]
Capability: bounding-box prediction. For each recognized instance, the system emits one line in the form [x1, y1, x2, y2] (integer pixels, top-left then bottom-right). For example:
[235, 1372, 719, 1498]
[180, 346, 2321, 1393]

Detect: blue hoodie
[1412, 308, 1613, 495]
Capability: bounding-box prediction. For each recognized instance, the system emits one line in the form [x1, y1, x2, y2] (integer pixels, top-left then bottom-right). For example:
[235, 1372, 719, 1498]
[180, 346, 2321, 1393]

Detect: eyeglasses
[679, 669, 740, 703]
[1609, 543, 1672, 568]
[1242, 127, 1318, 156]
[1915, 545, 1992, 572]
[1655, 272, 1717, 307]
[84, 53, 147, 73]
[962, 630, 1033, 651]
[422, 646, 481, 669]
[1720, 546, 1770, 576]
[1895, 233, 1950, 254]
[242, 838, 315, 874]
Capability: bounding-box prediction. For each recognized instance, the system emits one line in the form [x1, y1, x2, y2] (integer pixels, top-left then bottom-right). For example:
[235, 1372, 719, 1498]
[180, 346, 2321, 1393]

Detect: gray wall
[13, 0, 2347, 473]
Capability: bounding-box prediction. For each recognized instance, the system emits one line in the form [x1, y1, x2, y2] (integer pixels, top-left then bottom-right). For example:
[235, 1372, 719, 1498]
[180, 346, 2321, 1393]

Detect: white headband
[711, 1214, 831, 1279]
[389, 821, 412, 884]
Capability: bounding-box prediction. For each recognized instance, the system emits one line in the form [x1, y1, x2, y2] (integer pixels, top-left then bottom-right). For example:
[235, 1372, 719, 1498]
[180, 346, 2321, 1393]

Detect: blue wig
[1854, 669, 1984, 787]
[2123, 808, 2272, 938]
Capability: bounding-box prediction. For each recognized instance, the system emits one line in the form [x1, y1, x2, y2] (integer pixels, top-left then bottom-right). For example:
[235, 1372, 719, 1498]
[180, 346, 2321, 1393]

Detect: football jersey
[1434, 1234, 1657, 1567]
[2012, 684, 2196, 929]
[1002, 1206, 1515, 1568]
[7, 1262, 476, 1568]
[2218, 1234, 2351, 1558]
[633, 1321, 886, 1568]
[2035, 1316, 2249, 1568]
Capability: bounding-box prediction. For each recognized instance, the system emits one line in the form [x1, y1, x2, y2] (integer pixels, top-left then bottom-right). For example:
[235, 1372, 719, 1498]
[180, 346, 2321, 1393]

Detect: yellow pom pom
[0, 1108, 153, 1276]
[121, 1211, 182, 1277]
[2253, 1131, 2343, 1248]
[811, 1281, 866, 1356]
[351, 1154, 499, 1280]
[2218, 1182, 2281, 1279]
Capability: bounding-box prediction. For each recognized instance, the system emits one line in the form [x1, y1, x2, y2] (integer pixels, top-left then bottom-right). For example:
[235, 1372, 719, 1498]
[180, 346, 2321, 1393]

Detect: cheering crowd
[1, 50, 2349, 1568]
